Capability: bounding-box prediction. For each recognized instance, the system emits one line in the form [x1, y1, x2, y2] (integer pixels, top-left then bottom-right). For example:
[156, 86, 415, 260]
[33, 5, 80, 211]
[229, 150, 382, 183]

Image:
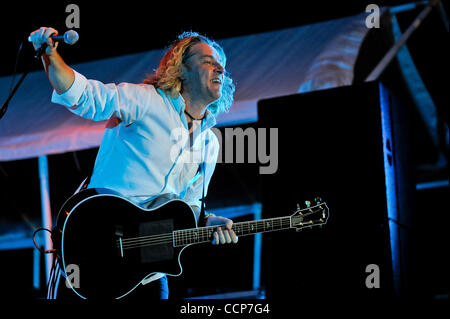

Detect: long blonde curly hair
[144, 32, 235, 116]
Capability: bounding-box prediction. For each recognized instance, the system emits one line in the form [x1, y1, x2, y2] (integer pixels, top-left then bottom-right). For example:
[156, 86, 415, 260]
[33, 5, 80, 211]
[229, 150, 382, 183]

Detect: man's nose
[214, 64, 225, 75]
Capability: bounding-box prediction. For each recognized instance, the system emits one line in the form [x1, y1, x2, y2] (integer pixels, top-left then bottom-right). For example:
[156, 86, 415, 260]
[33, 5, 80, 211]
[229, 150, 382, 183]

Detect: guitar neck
[173, 216, 292, 246]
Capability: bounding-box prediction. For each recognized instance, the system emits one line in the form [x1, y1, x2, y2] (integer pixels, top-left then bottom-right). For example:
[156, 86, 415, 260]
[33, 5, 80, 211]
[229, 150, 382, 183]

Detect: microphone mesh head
[64, 30, 79, 45]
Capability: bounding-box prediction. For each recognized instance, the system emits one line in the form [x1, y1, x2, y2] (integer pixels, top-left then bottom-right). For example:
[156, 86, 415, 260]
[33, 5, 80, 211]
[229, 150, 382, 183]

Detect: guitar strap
[80, 163, 94, 191]
[198, 116, 207, 226]
[199, 160, 206, 225]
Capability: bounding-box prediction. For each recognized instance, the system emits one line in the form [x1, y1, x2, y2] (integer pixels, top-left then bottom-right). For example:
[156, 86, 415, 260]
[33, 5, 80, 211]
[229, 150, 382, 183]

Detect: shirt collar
[169, 92, 217, 130]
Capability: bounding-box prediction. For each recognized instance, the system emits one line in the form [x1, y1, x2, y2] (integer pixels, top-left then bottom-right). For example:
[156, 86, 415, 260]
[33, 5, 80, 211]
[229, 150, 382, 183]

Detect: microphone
[31, 30, 79, 58]
[28, 30, 79, 45]
[49, 30, 79, 45]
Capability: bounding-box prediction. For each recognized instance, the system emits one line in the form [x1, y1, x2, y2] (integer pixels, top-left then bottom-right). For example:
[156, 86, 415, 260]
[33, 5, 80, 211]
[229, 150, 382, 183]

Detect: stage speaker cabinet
[258, 81, 400, 302]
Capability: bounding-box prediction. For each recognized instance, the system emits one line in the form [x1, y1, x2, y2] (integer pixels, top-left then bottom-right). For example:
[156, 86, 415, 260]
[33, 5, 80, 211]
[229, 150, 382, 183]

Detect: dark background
[0, 0, 448, 305]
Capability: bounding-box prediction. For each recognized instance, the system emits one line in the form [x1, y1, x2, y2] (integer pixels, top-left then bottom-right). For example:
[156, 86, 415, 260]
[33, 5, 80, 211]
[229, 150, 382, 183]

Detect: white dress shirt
[51, 70, 219, 209]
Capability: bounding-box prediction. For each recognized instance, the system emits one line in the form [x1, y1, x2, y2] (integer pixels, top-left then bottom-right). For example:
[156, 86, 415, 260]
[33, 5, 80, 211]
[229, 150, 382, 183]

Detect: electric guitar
[53, 188, 329, 300]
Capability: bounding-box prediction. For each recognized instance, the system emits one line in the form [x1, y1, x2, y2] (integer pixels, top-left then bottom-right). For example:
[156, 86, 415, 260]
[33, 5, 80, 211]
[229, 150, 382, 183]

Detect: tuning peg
[305, 200, 311, 207]
[314, 197, 323, 204]
[296, 203, 301, 210]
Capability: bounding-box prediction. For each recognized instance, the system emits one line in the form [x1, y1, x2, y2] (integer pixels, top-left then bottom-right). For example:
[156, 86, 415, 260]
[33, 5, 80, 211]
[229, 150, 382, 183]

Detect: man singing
[28, 27, 238, 299]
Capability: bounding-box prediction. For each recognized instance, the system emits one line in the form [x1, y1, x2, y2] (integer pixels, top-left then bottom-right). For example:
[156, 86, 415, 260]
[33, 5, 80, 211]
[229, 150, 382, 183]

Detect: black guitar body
[52, 188, 330, 300]
[53, 188, 197, 300]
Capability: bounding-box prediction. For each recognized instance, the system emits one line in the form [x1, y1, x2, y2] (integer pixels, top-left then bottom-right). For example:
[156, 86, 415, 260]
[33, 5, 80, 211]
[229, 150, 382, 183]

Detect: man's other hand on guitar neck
[206, 216, 238, 245]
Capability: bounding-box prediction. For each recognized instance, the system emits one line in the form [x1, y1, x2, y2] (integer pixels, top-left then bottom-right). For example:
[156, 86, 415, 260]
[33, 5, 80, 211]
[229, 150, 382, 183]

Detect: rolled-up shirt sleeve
[51, 69, 87, 107]
[51, 69, 154, 125]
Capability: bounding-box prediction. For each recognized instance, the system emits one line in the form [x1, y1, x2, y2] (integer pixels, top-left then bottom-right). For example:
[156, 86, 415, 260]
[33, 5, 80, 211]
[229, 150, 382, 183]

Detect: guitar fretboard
[173, 216, 292, 246]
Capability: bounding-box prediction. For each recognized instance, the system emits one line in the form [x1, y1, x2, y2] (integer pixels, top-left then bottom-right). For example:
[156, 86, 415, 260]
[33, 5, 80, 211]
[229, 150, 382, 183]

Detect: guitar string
[119, 215, 294, 244]
[119, 217, 292, 246]
[119, 211, 323, 249]
[121, 221, 294, 250]
[120, 220, 293, 249]
[121, 222, 294, 250]
[122, 222, 296, 249]
[121, 219, 294, 250]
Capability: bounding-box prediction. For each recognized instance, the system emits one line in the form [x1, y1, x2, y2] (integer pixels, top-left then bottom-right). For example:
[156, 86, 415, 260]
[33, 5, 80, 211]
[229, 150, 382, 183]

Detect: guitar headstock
[290, 198, 329, 231]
